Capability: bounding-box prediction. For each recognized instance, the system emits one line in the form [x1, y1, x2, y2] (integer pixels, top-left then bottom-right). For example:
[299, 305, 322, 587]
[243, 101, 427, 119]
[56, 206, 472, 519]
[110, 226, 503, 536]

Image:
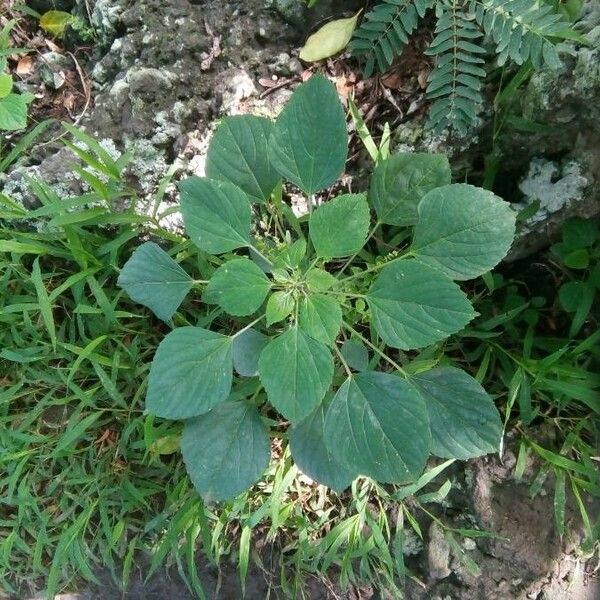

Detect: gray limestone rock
[428, 522, 452, 581]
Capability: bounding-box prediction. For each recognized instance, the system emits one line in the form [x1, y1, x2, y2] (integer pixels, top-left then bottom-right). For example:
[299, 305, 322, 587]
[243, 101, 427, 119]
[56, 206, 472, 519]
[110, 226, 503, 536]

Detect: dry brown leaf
[16, 55, 33, 75]
[258, 77, 278, 88]
[44, 38, 61, 52]
[381, 72, 403, 90]
[418, 70, 429, 89]
[62, 91, 75, 111]
[335, 74, 353, 103]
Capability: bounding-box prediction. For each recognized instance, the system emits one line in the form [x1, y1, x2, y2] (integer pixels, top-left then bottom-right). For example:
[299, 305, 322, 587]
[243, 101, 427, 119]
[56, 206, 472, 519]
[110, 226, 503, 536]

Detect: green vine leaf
[0, 73, 13, 98]
[178, 176, 252, 254]
[273, 239, 307, 269]
[206, 115, 280, 203]
[204, 258, 271, 316]
[369, 153, 451, 225]
[340, 338, 369, 372]
[146, 327, 233, 419]
[258, 326, 334, 423]
[265, 290, 295, 326]
[305, 267, 337, 292]
[268, 74, 348, 195]
[182, 401, 270, 501]
[289, 399, 356, 492]
[324, 372, 431, 483]
[309, 193, 370, 259]
[367, 260, 475, 350]
[298, 294, 342, 346]
[0, 92, 33, 131]
[232, 328, 269, 377]
[411, 183, 516, 280]
[299, 13, 359, 62]
[118, 242, 193, 322]
[39, 10, 76, 37]
[410, 367, 503, 459]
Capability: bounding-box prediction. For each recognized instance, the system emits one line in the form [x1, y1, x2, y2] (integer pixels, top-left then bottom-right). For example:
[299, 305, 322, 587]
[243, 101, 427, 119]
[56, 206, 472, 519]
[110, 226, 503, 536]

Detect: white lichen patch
[517, 159, 589, 226]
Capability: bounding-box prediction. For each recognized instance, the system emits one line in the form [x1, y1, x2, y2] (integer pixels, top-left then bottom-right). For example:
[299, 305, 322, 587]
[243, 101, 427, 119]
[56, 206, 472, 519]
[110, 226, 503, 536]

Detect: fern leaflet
[426, 1, 486, 135]
[350, 0, 568, 134]
[350, 0, 435, 77]
[472, 0, 566, 69]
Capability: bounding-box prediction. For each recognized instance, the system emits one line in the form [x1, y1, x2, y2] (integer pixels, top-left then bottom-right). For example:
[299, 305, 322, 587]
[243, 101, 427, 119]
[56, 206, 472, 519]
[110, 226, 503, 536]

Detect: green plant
[551, 217, 600, 337]
[351, 0, 575, 134]
[38, 9, 94, 41]
[0, 119, 494, 598]
[0, 19, 33, 131]
[118, 74, 517, 503]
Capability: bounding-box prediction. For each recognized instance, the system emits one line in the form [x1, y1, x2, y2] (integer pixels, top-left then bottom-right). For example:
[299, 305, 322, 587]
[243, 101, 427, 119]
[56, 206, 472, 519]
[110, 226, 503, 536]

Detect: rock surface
[389, 0, 600, 261]
[498, 2, 600, 260]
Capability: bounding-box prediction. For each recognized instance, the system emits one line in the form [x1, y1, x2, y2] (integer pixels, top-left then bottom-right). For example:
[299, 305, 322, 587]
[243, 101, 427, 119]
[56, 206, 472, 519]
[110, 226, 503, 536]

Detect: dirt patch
[405, 447, 599, 600]
[35, 443, 597, 600]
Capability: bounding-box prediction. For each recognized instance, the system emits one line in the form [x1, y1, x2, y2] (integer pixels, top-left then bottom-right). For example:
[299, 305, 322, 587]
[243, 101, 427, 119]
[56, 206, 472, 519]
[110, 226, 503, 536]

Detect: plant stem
[333, 343, 353, 377]
[336, 221, 381, 277]
[306, 256, 320, 272]
[333, 291, 367, 299]
[231, 315, 265, 339]
[248, 244, 273, 268]
[342, 321, 408, 377]
[339, 250, 414, 284]
[266, 203, 286, 240]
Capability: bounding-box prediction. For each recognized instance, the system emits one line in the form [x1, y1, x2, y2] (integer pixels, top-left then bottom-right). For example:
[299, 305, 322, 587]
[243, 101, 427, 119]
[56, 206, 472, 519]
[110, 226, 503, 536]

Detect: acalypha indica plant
[118, 74, 516, 501]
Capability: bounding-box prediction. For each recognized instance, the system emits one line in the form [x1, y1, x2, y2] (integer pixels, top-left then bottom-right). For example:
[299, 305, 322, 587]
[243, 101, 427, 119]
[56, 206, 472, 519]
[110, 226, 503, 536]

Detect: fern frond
[351, 0, 435, 76]
[472, 0, 567, 69]
[426, 1, 487, 135]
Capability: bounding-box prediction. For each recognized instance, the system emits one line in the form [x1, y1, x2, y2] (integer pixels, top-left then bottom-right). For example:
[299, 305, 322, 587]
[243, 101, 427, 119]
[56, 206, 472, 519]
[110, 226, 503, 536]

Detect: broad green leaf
[149, 435, 180, 456]
[117, 241, 193, 322]
[182, 401, 270, 501]
[369, 153, 451, 225]
[410, 367, 502, 459]
[340, 338, 369, 372]
[178, 176, 251, 254]
[204, 258, 271, 316]
[309, 193, 370, 258]
[146, 327, 232, 419]
[205, 115, 280, 202]
[411, 184, 516, 280]
[268, 74, 348, 195]
[559, 281, 585, 313]
[562, 248, 589, 270]
[289, 400, 356, 492]
[273, 239, 307, 269]
[232, 328, 269, 377]
[305, 267, 337, 292]
[367, 260, 475, 350]
[258, 326, 333, 422]
[0, 93, 33, 131]
[324, 372, 430, 483]
[562, 217, 599, 249]
[299, 13, 358, 62]
[265, 291, 295, 325]
[298, 294, 342, 345]
[39, 10, 75, 37]
[0, 73, 12, 98]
